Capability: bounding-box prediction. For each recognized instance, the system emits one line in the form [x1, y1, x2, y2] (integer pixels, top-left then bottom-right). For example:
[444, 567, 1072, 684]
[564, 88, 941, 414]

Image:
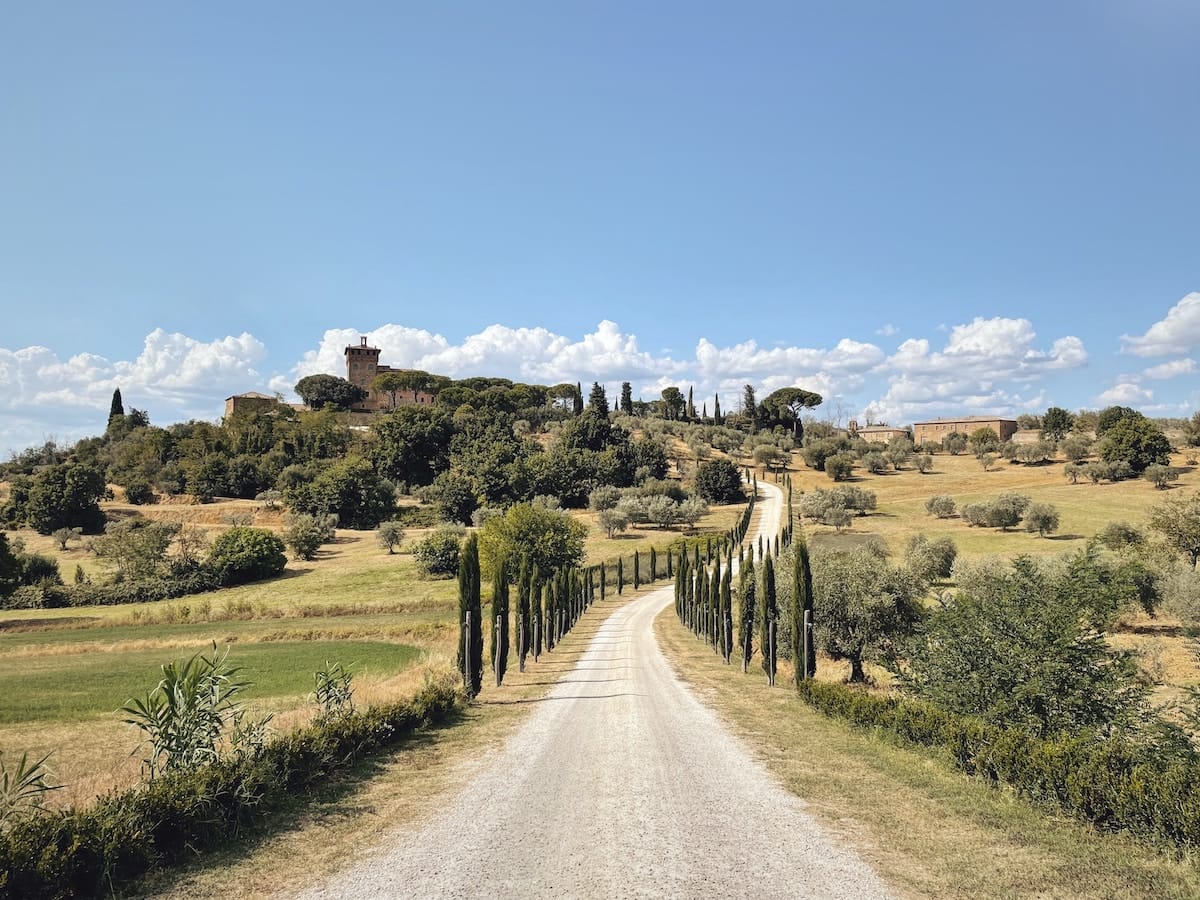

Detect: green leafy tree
[25, 463, 107, 535]
[1023, 502, 1060, 537]
[968, 427, 999, 453]
[1098, 416, 1171, 475]
[1041, 406, 1075, 441]
[895, 556, 1147, 737]
[760, 555, 777, 685]
[587, 382, 610, 417]
[288, 457, 397, 529]
[91, 519, 180, 580]
[282, 512, 337, 560]
[491, 556, 510, 686]
[791, 537, 814, 686]
[761, 387, 823, 441]
[660, 386, 685, 420]
[693, 458, 744, 503]
[1149, 493, 1200, 567]
[294, 374, 367, 410]
[477, 502, 587, 578]
[369, 407, 455, 488]
[1143, 464, 1179, 490]
[376, 521, 405, 553]
[713, 393, 722, 426]
[619, 382, 634, 415]
[208, 527, 287, 585]
[812, 548, 922, 683]
[1096, 405, 1141, 436]
[412, 524, 465, 576]
[458, 533, 483, 698]
[0, 534, 22, 598]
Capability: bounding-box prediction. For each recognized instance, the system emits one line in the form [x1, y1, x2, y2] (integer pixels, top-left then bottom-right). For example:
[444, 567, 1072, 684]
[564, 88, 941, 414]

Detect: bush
[823, 453, 855, 481]
[207, 528, 287, 585]
[282, 513, 337, 561]
[0, 679, 459, 898]
[693, 458, 744, 504]
[412, 525, 465, 577]
[925, 495, 956, 518]
[123, 479, 156, 505]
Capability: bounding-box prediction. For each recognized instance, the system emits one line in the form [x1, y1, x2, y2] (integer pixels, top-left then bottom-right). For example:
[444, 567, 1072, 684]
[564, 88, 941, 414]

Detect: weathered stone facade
[912, 416, 1018, 445]
[344, 337, 436, 412]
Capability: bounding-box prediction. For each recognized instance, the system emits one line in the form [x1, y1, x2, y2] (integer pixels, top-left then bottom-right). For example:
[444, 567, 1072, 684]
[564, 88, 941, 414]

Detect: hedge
[795, 680, 1200, 848]
[0, 569, 224, 610]
[0, 678, 461, 899]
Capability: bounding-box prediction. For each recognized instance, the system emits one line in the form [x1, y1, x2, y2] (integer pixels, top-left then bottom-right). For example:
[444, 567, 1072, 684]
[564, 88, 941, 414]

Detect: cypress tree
[542, 575, 553, 651]
[620, 381, 634, 415]
[516, 556, 531, 672]
[739, 558, 756, 673]
[760, 554, 777, 686]
[666, 548, 673, 578]
[721, 563, 733, 664]
[491, 556, 510, 686]
[713, 393, 722, 426]
[794, 536, 815, 684]
[686, 386, 696, 420]
[531, 564, 542, 660]
[649, 546, 657, 582]
[600, 561, 606, 600]
[108, 388, 124, 423]
[633, 550, 640, 590]
[573, 382, 584, 415]
[617, 557, 624, 595]
[710, 556, 722, 650]
[457, 533, 483, 698]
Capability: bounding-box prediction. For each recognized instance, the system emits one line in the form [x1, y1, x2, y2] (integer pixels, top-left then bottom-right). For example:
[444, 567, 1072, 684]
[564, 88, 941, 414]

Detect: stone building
[847, 421, 911, 443]
[224, 391, 280, 419]
[344, 337, 436, 412]
[912, 415, 1018, 446]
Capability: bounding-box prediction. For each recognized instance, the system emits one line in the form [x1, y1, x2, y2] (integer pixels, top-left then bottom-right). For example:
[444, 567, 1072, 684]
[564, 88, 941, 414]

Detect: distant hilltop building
[912, 415, 1018, 445]
[847, 421, 911, 443]
[345, 336, 436, 412]
[224, 391, 280, 419]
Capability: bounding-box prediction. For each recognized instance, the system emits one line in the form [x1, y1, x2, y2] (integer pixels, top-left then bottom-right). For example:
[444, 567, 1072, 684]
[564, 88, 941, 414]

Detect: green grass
[0, 640, 423, 725]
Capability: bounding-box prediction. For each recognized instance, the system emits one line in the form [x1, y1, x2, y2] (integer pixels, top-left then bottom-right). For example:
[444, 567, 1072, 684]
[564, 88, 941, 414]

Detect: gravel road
[298, 483, 890, 899]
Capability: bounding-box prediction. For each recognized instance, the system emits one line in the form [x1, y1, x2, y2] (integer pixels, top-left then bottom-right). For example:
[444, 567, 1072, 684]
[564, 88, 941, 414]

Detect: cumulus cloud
[860, 317, 1087, 425]
[1097, 381, 1154, 405]
[875, 324, 899, 337]
[1121, 292, 1200, 357]
[0, 329, 267, 454]
[1142, 358, 1197, 380]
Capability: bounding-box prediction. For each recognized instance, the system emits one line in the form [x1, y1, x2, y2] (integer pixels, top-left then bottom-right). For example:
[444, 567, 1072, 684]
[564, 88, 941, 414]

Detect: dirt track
[298, 483, 890, 898]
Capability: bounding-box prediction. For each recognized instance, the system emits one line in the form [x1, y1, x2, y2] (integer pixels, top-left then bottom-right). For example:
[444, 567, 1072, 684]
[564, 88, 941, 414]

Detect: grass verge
[655, 608, 1200, 899]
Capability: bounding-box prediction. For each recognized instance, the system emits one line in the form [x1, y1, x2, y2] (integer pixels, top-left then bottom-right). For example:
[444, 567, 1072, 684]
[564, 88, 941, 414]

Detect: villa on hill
[345, 337, 437, 412]
[912, 415, 1018, 445]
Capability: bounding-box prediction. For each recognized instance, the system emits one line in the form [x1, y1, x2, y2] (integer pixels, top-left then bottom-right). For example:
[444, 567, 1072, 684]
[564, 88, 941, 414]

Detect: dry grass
[137, 590, 645, 899]
[655, 609, 1200, 899]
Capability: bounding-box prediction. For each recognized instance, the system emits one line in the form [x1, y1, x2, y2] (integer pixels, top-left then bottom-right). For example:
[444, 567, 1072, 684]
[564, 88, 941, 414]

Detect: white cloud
[875, 324, 899, 337]
[0, 329, 267, 455]
[1097, 381, 1154, 405]
[1120, 292, 1200, 357]
[1142, 358, 1197, 380]
[859, 317, 1087, 425]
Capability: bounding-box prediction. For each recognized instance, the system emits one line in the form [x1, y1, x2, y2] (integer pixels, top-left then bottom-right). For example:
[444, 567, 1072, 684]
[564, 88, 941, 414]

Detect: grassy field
[655, 609, 1200, 899]
[0, 497, 739, 808]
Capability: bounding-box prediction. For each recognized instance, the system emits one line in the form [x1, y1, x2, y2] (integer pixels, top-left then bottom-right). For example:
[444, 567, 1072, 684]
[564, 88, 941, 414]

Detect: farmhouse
[912, 415, 1018, 445]
[344, 337, 437, 412]
[223, 391, 280, 419]
[847, 421, 911, 443]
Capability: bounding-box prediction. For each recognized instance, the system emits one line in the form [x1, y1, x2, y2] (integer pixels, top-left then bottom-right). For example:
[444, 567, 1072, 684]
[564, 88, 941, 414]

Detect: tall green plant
[491, 557, 510, 685]
[457, 534, 483, 698]
[516, 556, 531, 672]
[761, 555, 777, 686]
[120, 643, 255, 778]
[739, 558, 756, 673]
[0, 751, 60, 827]
[791, 537, 814, 687]
[313, 661, 354, 723]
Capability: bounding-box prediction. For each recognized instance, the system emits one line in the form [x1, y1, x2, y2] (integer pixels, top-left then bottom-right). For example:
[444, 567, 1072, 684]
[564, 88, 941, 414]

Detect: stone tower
[344, 336, 381, 397]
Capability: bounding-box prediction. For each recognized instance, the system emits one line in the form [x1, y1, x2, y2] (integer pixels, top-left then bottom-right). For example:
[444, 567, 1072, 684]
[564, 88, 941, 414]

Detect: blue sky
[1, 1, 1198, 455]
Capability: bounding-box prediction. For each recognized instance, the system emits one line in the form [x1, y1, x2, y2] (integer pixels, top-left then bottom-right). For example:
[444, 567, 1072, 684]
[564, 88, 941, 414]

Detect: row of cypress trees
[457, 544, 602, 698]
[674, 474, 816, 688]
[457, 485, 762, 699]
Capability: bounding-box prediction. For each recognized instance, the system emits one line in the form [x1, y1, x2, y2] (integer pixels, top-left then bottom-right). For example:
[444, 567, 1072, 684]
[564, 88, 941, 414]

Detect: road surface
[298, 482, 890, 899]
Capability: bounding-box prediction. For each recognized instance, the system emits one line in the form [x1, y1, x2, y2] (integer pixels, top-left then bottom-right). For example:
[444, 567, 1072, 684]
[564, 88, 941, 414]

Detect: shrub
[860, 451, 887, 474]
[824, 453, 855, 481]
[412, 525, 465, 577]
[207, 527, 287, 585]
[1023, 502, 1060, 537]
[376, 521, 406, 554]
[1143, 464, 1179, 490]
[925, 495, 956, 518]
[282, 513, 337, 561]
[124, 479, 156, 506]
[693, 458, 744, 503]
